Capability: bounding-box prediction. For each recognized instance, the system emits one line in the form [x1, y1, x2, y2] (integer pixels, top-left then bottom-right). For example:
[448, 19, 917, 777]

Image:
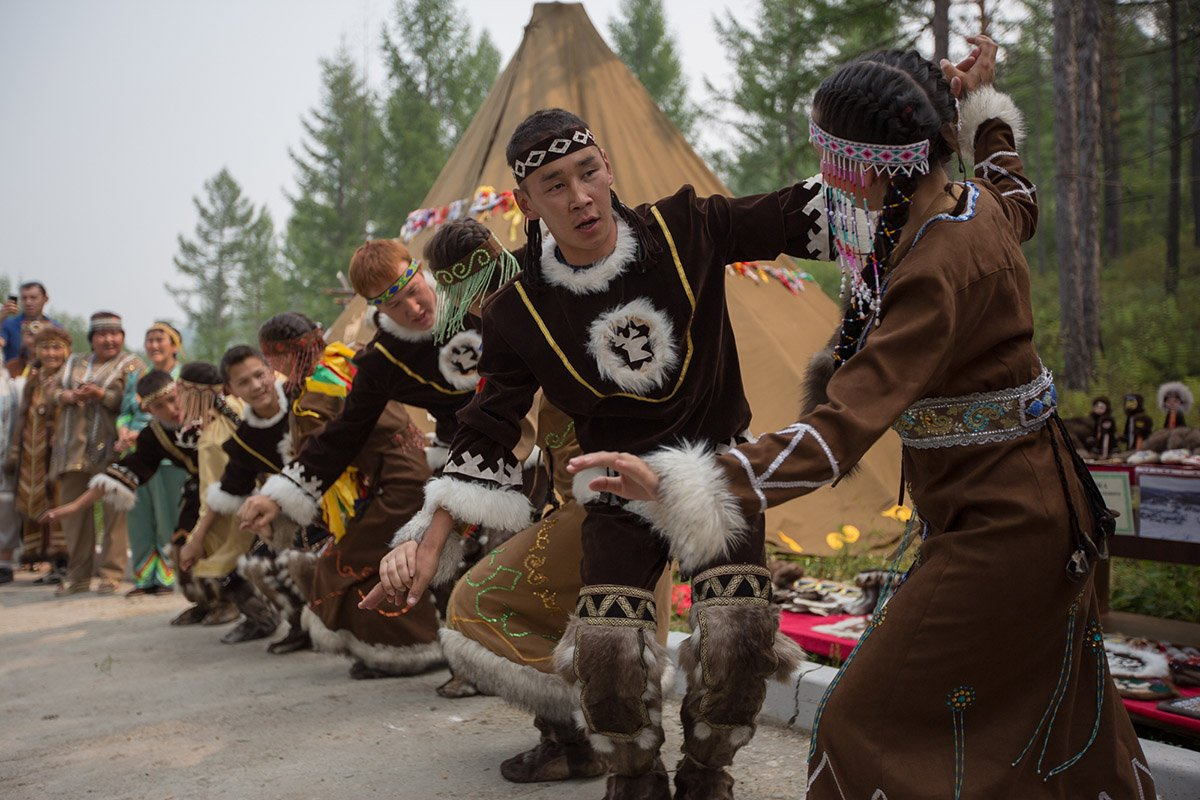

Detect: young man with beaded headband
[570, 38, 1153, 799]
[237, 312, 444, 679]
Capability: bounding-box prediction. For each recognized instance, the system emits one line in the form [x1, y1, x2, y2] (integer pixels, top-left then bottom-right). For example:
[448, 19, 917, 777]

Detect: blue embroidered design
[910, 182, 981, 249]
[947, 685, 976, 800]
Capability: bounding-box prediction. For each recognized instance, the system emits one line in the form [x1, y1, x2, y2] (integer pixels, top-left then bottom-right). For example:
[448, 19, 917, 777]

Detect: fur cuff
[89, 473, 137, 512]
[205, 482, 245, 516]
[301, 607, 445, 674]
[260, 473, 319, 526]
[426, 474, 533, 533]
[635, 442, 748, 575]
[958, 85, 1025, 163]
[440, 628, 576, 723]
[425, 445, 449, 473]
[389, 498, 467, 587]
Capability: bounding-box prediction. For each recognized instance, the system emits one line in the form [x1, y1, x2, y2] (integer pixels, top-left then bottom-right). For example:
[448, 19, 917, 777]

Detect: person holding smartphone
[0, 282, 58, 377]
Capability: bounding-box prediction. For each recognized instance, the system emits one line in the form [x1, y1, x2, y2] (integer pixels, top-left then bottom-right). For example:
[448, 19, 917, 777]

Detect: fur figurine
[1122, 393, 1153, 451]
[1087, 396, 1114, 455]
[1158, 381, 1193, 430]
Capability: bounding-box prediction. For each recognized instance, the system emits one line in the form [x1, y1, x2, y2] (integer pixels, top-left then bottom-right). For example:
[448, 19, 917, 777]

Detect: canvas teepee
[330, 1, 903, 555]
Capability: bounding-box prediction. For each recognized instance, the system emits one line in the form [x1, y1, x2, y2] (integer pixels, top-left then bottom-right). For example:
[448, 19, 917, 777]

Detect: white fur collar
[377, 309, 434, 343]
[540, 217, 636, 295]
[243, 382, 288, 429]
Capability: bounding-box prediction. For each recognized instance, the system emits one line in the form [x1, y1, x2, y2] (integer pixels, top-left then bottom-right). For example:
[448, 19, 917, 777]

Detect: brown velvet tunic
[290, 347, 442, 670]
[699, 120, 1151, 798]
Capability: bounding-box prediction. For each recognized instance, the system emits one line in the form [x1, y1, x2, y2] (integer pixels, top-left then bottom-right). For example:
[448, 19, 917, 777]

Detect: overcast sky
[0, 0, 764, 343]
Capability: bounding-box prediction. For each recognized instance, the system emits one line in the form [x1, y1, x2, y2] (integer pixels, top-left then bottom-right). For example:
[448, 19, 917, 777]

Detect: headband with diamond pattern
[509, 127, 598, 182]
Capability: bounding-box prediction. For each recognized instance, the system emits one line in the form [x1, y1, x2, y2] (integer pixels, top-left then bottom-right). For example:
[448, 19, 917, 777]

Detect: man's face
[145, 386, 183, 426]
[144, 330, 178, 369]
[91, 329, 124, 360]
[514, 146, 616, 265]
[373, 268, 436, 332]
[35, 340, 68, 371]
[226, 357, 278, 414]
[20, 286, 46, 317]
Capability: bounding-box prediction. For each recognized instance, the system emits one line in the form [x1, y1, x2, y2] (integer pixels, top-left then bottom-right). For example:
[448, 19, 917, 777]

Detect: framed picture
[1137, 467, 1200, 545]
[1089, 467, 1136, 536]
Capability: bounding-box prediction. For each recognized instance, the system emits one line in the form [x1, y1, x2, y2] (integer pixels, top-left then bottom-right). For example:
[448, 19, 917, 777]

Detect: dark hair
[179, 361, 221, 386]
[219, 345, 266, 383]
[258, 312, 318, 343]
[425, 219, 492, 272]
[506, 108, 660, 287]
[19, 281, 46, 296]
[813, 50, 955, 368]
[135, 369, 174, 399]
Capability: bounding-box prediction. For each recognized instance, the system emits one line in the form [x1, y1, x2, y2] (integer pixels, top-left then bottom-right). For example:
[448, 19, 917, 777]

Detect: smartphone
[6, 295, 16, 304]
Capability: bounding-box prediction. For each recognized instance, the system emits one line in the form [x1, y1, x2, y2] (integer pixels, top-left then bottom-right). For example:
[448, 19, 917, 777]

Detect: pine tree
[169, 169, 266, 361]
[376, 0, 500, 231]
[236, 206, 284, 345]
[283, 50, 383, 322]
[608, 0, 698, 136]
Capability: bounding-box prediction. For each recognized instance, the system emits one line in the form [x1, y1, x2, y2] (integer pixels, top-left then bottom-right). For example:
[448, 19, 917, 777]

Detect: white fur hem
[958, 85, 1025, 163]
[388, 498, 467, 587]
[1104, 640, 1170, 680]
[377, 311, 434, 342]
[206, 483, 246, 516]
[636, 442, 748, 575]
[440, 628, 576, 723]
[540, 217, 636, 295]
[260, 473, 319, 526]
[89, 473, 137, 512]
[426, 475, 532, 533]
[301, 606, 445, 674]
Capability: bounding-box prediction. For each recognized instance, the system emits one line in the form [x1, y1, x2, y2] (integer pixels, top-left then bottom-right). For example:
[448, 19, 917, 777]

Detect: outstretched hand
[237, 495, 279, 536]
[360, 509, 454, 610]
[566, 452, 661, 502]
[940, 34, 998, 99]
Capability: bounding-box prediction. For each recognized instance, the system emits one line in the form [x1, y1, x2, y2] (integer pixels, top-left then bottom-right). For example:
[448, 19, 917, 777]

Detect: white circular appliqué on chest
[585, 297, 680, 394]
[438, 330, 483, 390]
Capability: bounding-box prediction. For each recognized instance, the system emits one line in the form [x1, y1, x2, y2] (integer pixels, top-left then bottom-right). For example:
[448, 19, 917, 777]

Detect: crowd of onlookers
[0, 282, 186, 596]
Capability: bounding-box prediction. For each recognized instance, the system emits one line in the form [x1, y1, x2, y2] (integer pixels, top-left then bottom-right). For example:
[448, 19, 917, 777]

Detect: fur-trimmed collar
[541, 217, 636, 295]
[377, 309, 434, 343]
[243, 382, 288, 429]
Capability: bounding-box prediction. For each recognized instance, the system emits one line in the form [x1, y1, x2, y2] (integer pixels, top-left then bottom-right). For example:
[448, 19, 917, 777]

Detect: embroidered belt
[893, 365, 1057, 449]
[690, 564, 772, 608]
[576, 584, 657, 630]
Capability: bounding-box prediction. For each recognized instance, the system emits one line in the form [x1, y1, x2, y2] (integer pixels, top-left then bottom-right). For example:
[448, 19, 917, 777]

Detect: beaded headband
[139, 380, 177, 407]
[808, 119, 930, 178]
[509, 127, 597, 182]
[431, 234, 521, 343]
[147, 321, 183, 350]
[367, 261, 420, 307]
[88, 315, 123, 334]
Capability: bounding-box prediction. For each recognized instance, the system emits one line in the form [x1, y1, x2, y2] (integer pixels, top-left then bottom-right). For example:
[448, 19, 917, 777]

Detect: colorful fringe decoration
[399, 185, 524, 243]
[726, 261, 815, 295]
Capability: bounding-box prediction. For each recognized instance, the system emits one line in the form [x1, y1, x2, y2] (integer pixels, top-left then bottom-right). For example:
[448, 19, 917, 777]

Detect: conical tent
[330, 1, 903, 555]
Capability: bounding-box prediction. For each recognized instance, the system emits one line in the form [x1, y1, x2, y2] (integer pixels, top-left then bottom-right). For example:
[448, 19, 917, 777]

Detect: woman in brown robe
[572, 42, 1154, 799]
[8, 326, 72, 577]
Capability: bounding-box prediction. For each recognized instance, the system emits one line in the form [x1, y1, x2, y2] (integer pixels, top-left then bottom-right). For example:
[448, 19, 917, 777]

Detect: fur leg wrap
[440, 628, 577, 724]
[554, 600, 666, 780]
[300, 606, 445, 675]
[676, 566, 805, 782]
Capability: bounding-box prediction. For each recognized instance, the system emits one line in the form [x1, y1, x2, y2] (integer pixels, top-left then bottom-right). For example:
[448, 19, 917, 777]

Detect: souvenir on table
[1122, 393, 1154, 451]
[1158, 381, 1192, 430]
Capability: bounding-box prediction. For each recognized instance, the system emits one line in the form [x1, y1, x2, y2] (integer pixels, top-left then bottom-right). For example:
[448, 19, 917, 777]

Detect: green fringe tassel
[432, 247, 521, 343]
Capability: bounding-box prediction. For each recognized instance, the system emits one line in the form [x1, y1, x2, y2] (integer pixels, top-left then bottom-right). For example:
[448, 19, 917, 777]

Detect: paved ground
[0, 571, 810, 800]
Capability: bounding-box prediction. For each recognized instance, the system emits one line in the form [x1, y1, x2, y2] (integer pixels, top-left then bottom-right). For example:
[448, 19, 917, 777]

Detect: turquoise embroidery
[947, 685, 976, 800]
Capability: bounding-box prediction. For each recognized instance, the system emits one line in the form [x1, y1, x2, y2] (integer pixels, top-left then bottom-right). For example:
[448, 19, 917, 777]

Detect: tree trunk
[1192, 34, 1200, 249]
[933, 0, 951, 63]
[1031, 31, 1049, 274]
[1078, 0, 1103, 361]
[1165, 0, 1181, 295]
[1100, 0, 1121, 260]
[1054, 0, 1088, 389]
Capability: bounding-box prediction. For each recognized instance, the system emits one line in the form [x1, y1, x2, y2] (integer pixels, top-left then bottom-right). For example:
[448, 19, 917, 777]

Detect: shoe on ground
[54, 582, 90, 597]
[200, 602, 240, 626]
[0, 566, 13, 584]
[95, 579, 119, 595]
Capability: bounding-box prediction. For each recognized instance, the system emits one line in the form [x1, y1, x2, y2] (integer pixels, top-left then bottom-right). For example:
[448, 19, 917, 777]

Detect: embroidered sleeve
[959, 87, 1037, 243]
[209, 437, 260, 515]
[89, 425, 165, 511]
[681, 179, 832, 266]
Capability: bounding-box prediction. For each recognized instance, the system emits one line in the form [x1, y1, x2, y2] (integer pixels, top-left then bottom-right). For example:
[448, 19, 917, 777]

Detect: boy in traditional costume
[239, 313, 443, 679]
[571, 40, 1154, 800]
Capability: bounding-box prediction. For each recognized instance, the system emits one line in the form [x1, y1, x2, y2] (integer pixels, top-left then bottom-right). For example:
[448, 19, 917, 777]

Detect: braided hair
[425, 218, 492, 272]
[814, 50, 955, 369]
[506, 109, 660, 288]
[258, 312, 323, 396]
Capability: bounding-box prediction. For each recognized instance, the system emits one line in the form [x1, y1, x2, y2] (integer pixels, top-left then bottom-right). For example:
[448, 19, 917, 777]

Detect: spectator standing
[48, 312, 143, 594]
[1, 282, 59, 377]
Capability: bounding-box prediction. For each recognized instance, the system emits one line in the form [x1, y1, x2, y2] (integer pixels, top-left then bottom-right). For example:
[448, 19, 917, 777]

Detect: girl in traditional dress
[570, 39, 1154, 799]
[7, 326, 72, 582]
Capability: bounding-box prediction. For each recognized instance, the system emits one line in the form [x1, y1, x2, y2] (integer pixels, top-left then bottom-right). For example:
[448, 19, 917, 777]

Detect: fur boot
[220, 575, 279, 644]
[674, 565, 805, 800]
[499, 714, 609, 783]
[556, 585, 667, 793]
[265, 550, 314, 654]
[169, 542, 214, 625]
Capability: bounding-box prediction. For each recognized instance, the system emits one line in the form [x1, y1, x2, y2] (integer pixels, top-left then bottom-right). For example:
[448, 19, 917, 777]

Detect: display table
[780, 609, 1200, 738]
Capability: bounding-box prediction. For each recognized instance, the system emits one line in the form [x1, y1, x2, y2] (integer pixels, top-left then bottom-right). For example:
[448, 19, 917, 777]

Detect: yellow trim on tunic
[373, 342, 471, 396]
[511, 204, 697, 403]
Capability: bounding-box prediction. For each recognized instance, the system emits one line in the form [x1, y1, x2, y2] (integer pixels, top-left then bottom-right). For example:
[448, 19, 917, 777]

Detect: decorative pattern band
[893, 365, 1057, 449]
[576, 584, 657, 630]
[691, 564, 772, 608]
